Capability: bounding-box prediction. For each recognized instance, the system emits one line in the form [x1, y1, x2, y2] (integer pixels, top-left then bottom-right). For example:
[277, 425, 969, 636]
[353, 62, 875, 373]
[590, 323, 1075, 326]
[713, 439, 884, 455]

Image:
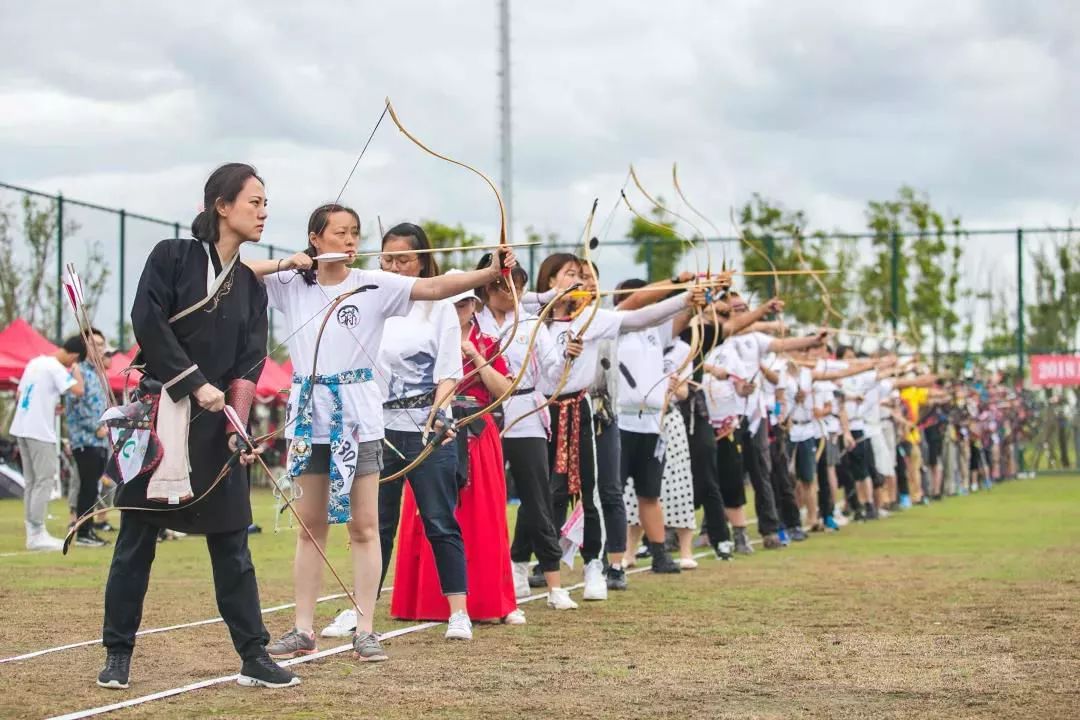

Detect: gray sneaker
[733, 527, 754, 555]
[352, 632, 388, 662]
[266, 628, 317, 659]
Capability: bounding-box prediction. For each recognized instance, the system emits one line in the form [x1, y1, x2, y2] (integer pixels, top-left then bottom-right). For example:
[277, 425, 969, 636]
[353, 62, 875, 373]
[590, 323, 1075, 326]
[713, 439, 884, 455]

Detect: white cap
[443, 269, 479, 305]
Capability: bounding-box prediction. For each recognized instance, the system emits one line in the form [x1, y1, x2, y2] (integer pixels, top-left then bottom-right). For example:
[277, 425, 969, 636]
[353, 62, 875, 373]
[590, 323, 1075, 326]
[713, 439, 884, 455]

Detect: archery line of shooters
[7, 164, 1033, 691]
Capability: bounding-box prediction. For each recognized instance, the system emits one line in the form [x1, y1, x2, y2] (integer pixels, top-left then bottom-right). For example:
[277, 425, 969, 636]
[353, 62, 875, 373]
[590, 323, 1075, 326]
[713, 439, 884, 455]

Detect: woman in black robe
[98, 164, 299, 691]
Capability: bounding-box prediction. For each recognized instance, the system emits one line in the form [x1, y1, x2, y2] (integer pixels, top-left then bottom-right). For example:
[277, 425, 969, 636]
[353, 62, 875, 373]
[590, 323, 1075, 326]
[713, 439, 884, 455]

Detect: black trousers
[681, 399, 729, 545]
[769, 431, 802, 530]
[738, 420, 780, 536]
[73, 446, 107, 523]
[550, 398, 602, 563]
[594, 419, 627, 555]
[505, 437, 563, 573]
[816, 442, 835, 520]
[102, 511, 268, 659]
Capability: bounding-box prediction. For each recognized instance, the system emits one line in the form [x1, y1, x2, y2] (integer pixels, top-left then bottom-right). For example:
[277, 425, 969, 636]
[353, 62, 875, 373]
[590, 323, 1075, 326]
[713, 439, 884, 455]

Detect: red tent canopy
[107, 348, 143, 394]
[256, 359, 290, 402]
[0, 320, 58, 390]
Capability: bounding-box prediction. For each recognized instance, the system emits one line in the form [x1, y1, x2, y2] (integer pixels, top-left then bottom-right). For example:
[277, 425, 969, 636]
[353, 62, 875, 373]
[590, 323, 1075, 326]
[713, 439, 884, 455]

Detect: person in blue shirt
[64, 327, 110, 548]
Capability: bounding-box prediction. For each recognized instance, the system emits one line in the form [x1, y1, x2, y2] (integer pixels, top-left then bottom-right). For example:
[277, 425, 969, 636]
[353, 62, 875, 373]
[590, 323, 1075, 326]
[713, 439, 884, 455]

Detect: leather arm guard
[226, 378, 257, 438]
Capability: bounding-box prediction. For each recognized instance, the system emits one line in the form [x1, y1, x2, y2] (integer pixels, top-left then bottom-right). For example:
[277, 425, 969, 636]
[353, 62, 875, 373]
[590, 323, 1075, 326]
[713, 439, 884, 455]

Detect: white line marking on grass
[42, 545, 741, 720]
[0, 590, 378, 665]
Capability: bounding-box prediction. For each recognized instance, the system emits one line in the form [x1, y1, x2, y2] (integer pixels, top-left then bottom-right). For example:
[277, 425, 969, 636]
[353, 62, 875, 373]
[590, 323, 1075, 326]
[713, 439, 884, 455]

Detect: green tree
[420, 220, 486, 272]
[0, 195, 108, 339]
[1025, 231, 1080, 352]
[624, 198, 687, 282]
[860, 186, 966, 364]
[737, 194, 854, 326]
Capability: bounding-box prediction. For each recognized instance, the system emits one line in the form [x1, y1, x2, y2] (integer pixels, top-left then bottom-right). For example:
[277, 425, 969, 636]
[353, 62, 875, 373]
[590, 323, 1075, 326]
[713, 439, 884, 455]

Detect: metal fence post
[267, 245, 275, 348]
[1017, 228, 1025, 376]
[890, 230, 899, 335]
[118, 209, 126, 348]
[55, 193, 64, 342]
[173, 222, 180, 239]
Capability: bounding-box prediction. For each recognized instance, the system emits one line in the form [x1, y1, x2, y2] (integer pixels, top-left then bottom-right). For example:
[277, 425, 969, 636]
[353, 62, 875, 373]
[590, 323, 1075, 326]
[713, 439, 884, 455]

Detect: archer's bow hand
[564, 337, 584, 360]
[766, 297, 785, 314]
[687, 285, 708, 310]
[715, 270, 734, 289]
[228, 434, 264, 466]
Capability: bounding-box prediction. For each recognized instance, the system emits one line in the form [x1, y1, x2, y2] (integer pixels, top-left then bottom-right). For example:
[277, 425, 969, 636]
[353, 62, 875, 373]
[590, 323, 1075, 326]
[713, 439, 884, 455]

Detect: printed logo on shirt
[556, 330, 569, 347]
[19, 385, 33, 410]
[336, 305, 361, 329]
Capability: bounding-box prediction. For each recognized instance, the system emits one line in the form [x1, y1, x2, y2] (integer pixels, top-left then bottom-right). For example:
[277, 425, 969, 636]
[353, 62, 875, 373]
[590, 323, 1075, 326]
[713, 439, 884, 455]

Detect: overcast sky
[2, 0, 1078, 340]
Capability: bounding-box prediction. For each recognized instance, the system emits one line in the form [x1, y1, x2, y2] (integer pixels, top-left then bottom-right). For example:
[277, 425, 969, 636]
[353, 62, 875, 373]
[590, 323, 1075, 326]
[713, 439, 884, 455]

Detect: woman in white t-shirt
[247, 206, 514, 663]
[474, 267, 580, 610]
[530, 253, 698, 599]
[375, 222, 516, 643]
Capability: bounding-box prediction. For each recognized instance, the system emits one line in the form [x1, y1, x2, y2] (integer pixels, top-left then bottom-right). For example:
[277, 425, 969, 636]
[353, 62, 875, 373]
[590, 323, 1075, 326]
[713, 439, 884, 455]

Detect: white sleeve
[264, 272, 290, 312]
[755, 331, 773, 355]
[433, 303, 464, 383]
[535, 323, 565, 386]
[617, 293, 687, 333]
[49, 361, 77, 394]
[582, 308, 622, 342]
[371, 269, 417, 318]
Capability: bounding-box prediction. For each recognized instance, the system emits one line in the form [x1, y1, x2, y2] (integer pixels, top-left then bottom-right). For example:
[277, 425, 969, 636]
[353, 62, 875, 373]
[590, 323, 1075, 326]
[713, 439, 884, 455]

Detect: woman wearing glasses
[245, 208, 513, 664]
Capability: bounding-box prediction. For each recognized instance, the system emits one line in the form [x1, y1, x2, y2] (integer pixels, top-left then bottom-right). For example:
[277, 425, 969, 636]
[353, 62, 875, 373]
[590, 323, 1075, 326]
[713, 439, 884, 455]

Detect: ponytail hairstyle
[300, 203, 361, 286]
[382, 223, 439, 278]
[190, 163, 263, 245]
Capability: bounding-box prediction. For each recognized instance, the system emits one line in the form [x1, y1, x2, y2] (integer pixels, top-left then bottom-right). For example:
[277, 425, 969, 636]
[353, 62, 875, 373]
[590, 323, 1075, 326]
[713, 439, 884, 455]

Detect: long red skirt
[390, 414, 518, 621]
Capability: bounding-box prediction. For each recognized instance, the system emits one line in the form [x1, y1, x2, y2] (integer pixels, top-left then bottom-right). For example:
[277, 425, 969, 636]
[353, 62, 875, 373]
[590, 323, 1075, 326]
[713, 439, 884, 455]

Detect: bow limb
[497, 201, 602, 437]
[671, 165, 731, 377]
[620, 188, 707, 408]
[793, 230, 843, 328]
[385, 97, 519, 394]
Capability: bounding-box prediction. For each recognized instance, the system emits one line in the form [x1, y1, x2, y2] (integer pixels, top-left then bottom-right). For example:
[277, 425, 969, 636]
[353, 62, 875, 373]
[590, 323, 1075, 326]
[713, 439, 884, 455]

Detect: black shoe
[606, 565, 628, 590]
[635, 544, 652, 559]
[94, 521, 114, 532]
[238, 652, 301, 688]
[76, 530, 108, 548]
[97, 651, 131, 689]
[527, 564, 546, 588]
[864, 505, 878, 521]
[714, 540, 734, 560]
[649, 543, 681, 574]
[789, 527, 808, 542]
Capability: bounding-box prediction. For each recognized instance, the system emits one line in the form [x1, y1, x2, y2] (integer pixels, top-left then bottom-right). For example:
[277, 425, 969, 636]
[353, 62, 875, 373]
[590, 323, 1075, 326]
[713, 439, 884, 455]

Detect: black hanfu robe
[116, 238, 268, 534]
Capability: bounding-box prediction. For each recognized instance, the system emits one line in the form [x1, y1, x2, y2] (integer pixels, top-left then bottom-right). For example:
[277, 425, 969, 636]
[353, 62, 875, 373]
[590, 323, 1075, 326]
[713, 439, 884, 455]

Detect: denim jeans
[378, 430, 466, 596]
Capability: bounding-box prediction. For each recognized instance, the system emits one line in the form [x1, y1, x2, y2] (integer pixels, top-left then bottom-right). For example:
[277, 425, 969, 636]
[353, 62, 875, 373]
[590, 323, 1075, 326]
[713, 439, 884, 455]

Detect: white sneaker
[26, 532, 64, 551]
[546, 587, 578, 610]
[320, 608, 358, 638]
[502, 609, 527, 625]
[445, 610, 473, 641]
[511, 562, 531, 599]
[877, 507, 891, 519]
[582, 559, 608, 601]
[678, 558, 699, 570]
[833, 510, 850, 527]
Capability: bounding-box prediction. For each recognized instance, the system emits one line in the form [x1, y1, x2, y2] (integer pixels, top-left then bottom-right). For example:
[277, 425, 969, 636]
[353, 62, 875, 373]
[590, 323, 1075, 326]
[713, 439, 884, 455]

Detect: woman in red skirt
[390, 271, 521, 624]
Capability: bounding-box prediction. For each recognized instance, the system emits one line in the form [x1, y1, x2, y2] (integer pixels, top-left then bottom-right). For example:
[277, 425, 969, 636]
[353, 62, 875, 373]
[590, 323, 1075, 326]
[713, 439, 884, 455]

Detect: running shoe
[547, 588, 579, 610]
[605, 565, 628, 591]
[352, 631, 388, 661]
[266, 628, 317, 659]
[321, 608, 357, 638]
[445, 611, 473, 641]
[237, 652, 301, 688]
[583, 559, 609, 600]
[97, 651, 131, 689]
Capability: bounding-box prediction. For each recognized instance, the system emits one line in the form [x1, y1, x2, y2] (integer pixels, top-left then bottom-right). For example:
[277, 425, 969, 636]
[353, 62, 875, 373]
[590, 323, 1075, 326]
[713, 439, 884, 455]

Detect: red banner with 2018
[1030, 355, 1080, 386]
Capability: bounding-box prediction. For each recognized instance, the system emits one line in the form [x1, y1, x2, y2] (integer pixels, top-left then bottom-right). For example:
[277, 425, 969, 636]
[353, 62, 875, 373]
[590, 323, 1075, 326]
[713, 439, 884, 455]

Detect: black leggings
[714, 432, 746, 509]
[681, 399, 729, 544]
[769, 433, 801, 530]
[504, 437, 562, 573]
[73, 446, 107, 523]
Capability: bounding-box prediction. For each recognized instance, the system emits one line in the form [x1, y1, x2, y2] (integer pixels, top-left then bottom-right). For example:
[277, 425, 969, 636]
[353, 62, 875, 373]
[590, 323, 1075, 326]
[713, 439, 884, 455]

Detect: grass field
[1, 477, 1078, 719]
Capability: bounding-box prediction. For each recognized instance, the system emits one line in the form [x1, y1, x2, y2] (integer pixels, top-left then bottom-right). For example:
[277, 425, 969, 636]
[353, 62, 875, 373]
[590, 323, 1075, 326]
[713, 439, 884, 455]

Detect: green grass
[1, 477, 1078, 719]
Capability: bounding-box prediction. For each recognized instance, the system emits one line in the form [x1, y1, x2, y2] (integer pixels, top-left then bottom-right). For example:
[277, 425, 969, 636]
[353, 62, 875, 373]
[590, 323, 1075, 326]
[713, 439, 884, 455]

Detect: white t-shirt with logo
[265, 268, 416, 443]
[475, 306, 563, 439]
[9, 355, 76, 443]
[542, 308, 622, 396]
[701, 340, 741, 426]
[378, 300, 463, 432]
[617, 320, 674, 434]
[789, 366, 817, 443]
